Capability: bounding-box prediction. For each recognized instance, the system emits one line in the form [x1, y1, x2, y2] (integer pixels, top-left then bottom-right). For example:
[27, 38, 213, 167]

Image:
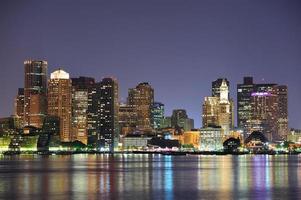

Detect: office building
[212, 78, 230, 99]
[250, 85, 278, 141]
[14, 88, 25, 128]
[237, 77, 255, 132]
[42, 115, 60, 136]
[118, 104, 137, 136]
[202, 96, 219, 127]
[277, 85, 289, 139]
[86, 82, 98, 145]
[47, 69, 72, 142]
[161, 117, 172, 128]
[98, 77, 119, 152]
[202, 78, 233, 135]
[24, 60, 48, 128]
[71, 77, 95, 145]
[213, 78, 234, 130]
[199, 126, 224, 151]
[128, 82, 154, 131]
[170, 109, 194, 131]
[151, 102, 164, 129]
[237, 77, 288, 141]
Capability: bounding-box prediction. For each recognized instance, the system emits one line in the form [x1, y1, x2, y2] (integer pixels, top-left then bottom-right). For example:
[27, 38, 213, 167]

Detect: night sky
[0, 0, 300, 128]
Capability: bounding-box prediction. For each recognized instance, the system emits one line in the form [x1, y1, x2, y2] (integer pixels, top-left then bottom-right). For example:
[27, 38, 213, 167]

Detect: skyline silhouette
[1, 0, 300, 128]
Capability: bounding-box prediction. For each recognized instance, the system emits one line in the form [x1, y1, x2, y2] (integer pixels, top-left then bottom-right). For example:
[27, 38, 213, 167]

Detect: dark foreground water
[0, 154, 300, 200]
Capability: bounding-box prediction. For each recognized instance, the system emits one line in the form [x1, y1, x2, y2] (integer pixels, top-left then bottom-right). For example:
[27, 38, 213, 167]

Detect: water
[0, 154, 300, 200]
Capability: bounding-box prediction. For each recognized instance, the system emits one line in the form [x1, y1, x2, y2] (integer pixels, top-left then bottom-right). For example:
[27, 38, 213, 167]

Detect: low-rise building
[200, 126, 224, 151]
[182, 130, 200, 149]
[122, 134, 152, 150]
[287, 129, 301, 144]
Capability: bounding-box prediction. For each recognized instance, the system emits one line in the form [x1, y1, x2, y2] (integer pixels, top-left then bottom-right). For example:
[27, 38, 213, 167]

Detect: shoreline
[1, 150, 300, 156]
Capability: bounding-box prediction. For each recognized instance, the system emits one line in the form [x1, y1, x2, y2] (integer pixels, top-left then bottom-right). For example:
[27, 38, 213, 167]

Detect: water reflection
[0, 154, 300, 199]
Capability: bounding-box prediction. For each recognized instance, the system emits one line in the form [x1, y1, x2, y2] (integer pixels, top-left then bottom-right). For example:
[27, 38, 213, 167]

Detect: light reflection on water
[0, 154, 300, 200]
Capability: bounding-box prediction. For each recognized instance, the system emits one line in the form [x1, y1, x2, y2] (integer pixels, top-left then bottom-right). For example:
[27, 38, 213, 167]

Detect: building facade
[151, 102, 164, 129]
[199, 126, 224, 151]
[237, 77, 255, 132]
[237, 77, 288, 141]
[202, 78, 233, 135]
[47, 69, 72, 142]
[24, 60, 48, 128]
[169, 109, 194, 131]
[128, 82, 154, 131]
[277, 85, 289, 139]
[14, 88, 25, 128]
[202, 97, 219, 127]
[118, 104, 137, 136]
[250, 85, 278, 141]
[98, 78, 119, 152]
[71, 77, 95, 145]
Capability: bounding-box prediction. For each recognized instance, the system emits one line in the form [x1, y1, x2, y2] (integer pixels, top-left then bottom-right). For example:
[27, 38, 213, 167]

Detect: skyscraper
[118, 104, 137, 136]
[212, 78, 234, 130]
[128, 82, 154, 131]
[98, 77, 119, 152]
[202, 96, 219, 127]
[71, 77, 95, 145]
[47, 69, 72, 142]
[218, 80, 232, 135]
[237, 77, 255, 132]
[14, 88, 24, 127]
[203, 78, 233, 135]
[237, 77, 288, 141]
[87, 82, 98, 145]
[171, 109, 194, 131]
[24, 60, 47, 128]
[277, 85, 289, 139]
[171, 109, 188, 127]
[212, 78, 230, 99]
[151, 102, 164, 129]
[250, 85, 278, 141]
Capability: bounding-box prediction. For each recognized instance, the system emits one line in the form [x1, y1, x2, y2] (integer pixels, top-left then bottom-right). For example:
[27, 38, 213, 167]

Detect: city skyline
[2, 58, 298, 129]
[1, 0, 301, 129]
[1, 2, 301, 199]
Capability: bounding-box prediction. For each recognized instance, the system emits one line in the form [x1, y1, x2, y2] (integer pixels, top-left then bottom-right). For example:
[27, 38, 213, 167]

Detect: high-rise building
[98, 77, 119, 152]
[128, 82, 154, 131]
[24, 60, 48, 128]
[151, 102, 164, 129]
[161, 117, 172, 128]
[118, 104, 137, 136]
[237, 77, 288, 141]
[87, 82, 98, 145]
[42, 115, 60, 136]
[47, 69, 72, 142]
[171, 109, 188, 127]
[71, 77, 95, 145]
[14, 88, 25, 127]
[212, 78, 230, 99]
[277, 85, 288, 139]
[250, 85, 278, 141]
[218, 80, 232, 135]
[171, 109, 194, 131]
[237, 77, 255, 132]
[202, 97, 219, 127]
[202, 79, 233, 135]
[211, 78, 234, 130]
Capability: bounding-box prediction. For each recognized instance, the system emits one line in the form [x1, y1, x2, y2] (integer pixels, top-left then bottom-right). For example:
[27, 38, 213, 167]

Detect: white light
[50, 69, 70, 79]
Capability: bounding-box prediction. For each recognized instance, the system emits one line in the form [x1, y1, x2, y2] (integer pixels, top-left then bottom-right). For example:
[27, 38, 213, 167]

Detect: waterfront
[0, 154, 300, 200]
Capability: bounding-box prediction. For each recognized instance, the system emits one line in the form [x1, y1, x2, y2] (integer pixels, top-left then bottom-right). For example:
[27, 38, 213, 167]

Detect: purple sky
[0, 0, 300, 128]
